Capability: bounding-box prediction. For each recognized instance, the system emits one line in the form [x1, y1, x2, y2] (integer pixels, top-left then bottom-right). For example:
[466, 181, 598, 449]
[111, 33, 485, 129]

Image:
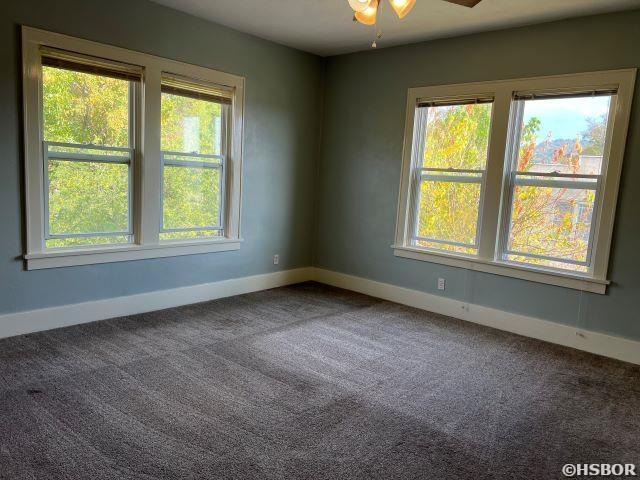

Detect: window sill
[24, 239, 242, 270]
[392, 245, 609, 294]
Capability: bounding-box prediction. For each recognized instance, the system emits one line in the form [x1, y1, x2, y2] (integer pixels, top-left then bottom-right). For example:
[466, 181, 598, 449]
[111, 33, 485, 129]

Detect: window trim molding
[394, 69, 636, 294]
[22, 26, 245, 269]
[24, 239, 243, 270]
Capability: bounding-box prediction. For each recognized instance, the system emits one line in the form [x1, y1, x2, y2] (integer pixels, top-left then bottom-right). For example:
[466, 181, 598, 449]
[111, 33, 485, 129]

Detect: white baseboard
[3, 265, 638, 366]
[313, 268, 640, 366]
[0, 267, 314, 339]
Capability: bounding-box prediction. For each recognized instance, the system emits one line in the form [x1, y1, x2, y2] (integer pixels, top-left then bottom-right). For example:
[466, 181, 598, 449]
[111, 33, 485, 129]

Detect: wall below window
[0, 0, 323, 313]
[316, 9, 640, 343]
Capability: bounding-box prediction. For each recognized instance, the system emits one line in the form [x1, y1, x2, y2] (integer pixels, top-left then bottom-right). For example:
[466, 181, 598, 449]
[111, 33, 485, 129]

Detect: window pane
[42, 66, 130, 147]
[516, 95, 612, 175]
[163, 166, 221, 230]
[507, 185, 595, 267]
[48, 160, 130, 236]
[422, 102, 492, 170]
[417, 180, 481, 249]
[161, 92, 222, 155]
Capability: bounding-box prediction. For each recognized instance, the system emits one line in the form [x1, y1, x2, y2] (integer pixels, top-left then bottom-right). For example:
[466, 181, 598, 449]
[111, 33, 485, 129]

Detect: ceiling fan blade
[442, 0, 483, 7]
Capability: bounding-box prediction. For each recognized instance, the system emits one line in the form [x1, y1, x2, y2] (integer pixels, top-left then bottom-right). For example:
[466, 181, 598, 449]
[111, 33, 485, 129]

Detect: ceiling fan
[348, 0, 483, 46]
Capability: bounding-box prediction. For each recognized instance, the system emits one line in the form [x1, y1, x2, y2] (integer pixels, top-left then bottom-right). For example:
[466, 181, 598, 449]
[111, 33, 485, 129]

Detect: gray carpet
[1, 282, 639, 479]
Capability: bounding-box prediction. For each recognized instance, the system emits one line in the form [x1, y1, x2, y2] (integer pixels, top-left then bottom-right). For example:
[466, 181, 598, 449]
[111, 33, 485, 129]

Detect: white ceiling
[150, 0, 640, 56]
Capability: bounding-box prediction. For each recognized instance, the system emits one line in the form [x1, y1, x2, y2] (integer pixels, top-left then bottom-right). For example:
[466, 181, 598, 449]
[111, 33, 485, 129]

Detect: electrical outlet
[437, 278, 445, 291]
[273, 254, 279, 265]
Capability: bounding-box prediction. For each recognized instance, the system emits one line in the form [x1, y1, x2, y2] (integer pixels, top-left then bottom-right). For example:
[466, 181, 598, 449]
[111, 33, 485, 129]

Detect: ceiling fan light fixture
[348, 0, 374, 13]
[389, 0, 416, 19]
[354, 0, 379, 26]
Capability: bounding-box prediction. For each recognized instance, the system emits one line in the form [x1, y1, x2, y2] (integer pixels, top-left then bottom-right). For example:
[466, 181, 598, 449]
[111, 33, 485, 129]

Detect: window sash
[160, 151, 225, 233]
[497, 94, 615, 273]
[502, 179, 600, 267]
[41, 58, 137, 244]
[408, 104, 490, 254]
[160, 77, 230, 237]
[43, 141, 134, 241]
[412, 175, 484, 249]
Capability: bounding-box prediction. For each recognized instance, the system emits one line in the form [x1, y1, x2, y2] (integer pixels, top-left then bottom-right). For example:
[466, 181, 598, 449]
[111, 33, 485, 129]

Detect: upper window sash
[394, 70, 636, 293]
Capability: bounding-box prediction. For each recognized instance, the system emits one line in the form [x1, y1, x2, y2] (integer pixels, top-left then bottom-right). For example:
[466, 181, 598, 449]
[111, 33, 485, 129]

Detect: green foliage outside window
[43, 67, 130, 248]
[43, 66, 224, 248]
[160, 93, 223, 241]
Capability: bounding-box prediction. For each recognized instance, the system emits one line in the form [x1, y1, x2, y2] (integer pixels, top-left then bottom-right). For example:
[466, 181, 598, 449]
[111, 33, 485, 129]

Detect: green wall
[316, 10, 640, 341]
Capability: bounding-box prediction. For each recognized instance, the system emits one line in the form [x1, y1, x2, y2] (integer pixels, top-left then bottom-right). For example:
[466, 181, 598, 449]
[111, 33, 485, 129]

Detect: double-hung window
[160, 75, 231, 241]
[41, 50, 141, 249]
[395, 70, 635, 293]
[499, 92, 615, 273]
[409, 98, 493, 255]
[22, 27, 245, 269]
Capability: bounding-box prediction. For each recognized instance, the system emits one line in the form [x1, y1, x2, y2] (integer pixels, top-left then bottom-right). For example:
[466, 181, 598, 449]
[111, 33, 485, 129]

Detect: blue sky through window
[522, 96, 611, 140]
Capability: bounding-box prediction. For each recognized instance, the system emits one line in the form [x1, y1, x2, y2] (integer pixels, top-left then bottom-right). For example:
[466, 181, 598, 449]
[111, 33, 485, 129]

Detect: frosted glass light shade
[354, 0, 378, 25]
[389, 0, 416, 18]
[348, 0, 373, 12]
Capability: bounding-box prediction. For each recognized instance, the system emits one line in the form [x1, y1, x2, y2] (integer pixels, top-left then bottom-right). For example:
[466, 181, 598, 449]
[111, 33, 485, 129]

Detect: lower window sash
[504, 249, 590, 267]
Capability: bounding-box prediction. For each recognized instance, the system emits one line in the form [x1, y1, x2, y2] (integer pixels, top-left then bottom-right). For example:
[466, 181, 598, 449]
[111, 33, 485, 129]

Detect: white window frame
[159, 74, 232, 241]
[394, 70, 636, 294]
[22, 27, 245, 270]
[497, 91, 616, 273]
[407, 97, 494, 255]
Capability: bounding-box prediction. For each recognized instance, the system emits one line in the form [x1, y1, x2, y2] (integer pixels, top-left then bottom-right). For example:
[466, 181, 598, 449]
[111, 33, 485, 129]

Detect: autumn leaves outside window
[411, 100, 492, 256]
[408, 90, 615, 275]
